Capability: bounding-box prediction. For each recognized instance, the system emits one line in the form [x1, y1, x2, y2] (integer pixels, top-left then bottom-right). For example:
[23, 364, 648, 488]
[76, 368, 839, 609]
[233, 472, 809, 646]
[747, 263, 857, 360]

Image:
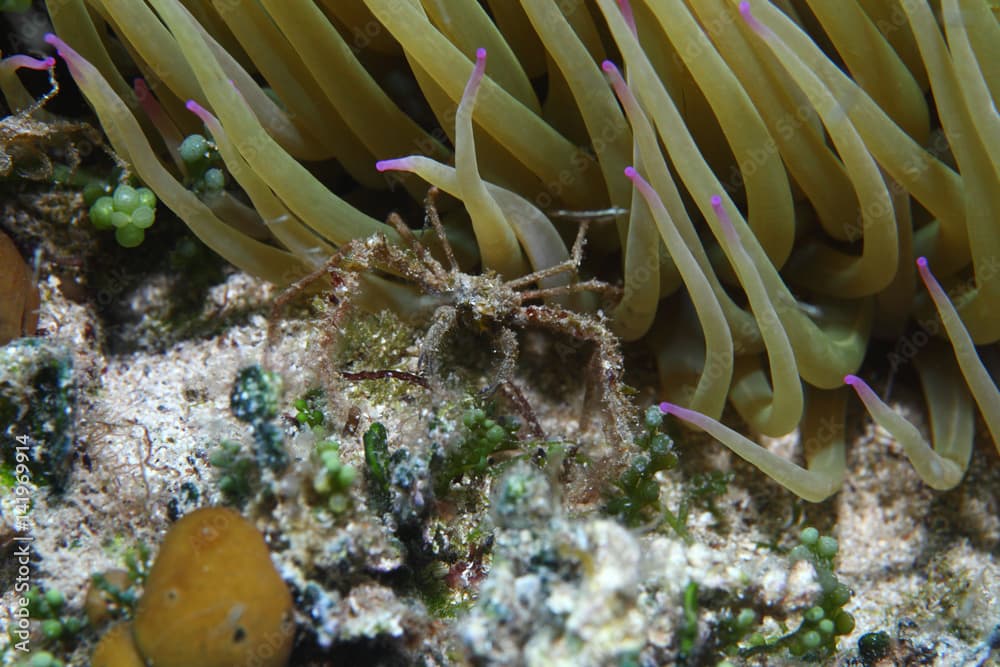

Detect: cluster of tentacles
[15, 0, 1000, 500]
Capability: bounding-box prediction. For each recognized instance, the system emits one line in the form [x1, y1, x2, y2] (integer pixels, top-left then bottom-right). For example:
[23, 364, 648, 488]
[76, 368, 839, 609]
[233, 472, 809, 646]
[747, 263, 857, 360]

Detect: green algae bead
[40, 619, 63, 639]
[83, 181, 110, 206]
[485, 423, 506, 444]
[179, 134, 210, 163]
[804, 606, 825, 623]
[735, 608, 756, 628]
[90, 196, 114, 230]
[644, 404, 663, 428]
[834, 610, 856, 634]
[44, 588, 64, 610]
[115, 225, 144, 249]
[650, 433, 671, 451]
[817, 535, 839, 558]
[136, 187, 156, 209]
[800, 527, 820, 546]
[203, 168, 225, 191]
[320, 449, 341, 470]
[131, 206, 155, 230]
[801, 630, 822, 649]
[789, 544, 811, 562]
[218, 475, 243, 496]
[829, 583, 852, 607]
[463, 408, 486, 428]
[337, 465, 356, 487]
[110, 211, 131, 229]
[112, 185, 140, 214]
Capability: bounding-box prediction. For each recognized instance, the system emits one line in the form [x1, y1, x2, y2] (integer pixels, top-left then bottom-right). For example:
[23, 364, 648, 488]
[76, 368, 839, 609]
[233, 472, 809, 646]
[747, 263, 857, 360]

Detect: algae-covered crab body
[449, 270, 518, 329]
[132, 507, 294, 667]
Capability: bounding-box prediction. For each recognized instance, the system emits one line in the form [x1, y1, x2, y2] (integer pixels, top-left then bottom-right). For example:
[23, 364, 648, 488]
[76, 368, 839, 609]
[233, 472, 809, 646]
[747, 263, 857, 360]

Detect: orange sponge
[132, 507, 294, 667]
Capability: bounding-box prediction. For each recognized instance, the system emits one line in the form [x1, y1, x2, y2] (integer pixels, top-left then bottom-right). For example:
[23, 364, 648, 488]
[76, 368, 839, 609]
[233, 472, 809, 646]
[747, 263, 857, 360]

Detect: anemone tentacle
[37, 0, 1000, 499]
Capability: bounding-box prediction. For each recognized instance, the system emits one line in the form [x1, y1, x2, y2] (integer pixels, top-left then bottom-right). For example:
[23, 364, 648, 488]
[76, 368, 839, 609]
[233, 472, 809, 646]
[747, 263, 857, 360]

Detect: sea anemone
[33, 0, 1000, 499]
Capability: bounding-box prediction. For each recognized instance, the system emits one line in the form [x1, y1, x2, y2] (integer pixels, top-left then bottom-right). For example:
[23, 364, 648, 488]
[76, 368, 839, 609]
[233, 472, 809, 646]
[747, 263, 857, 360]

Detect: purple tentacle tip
[844, 374, 876, 401]
[738, 1, 770, 35]
[43, 33, 65, 55]
[617, 0, 637, 33]
[476, 47, 487, 60]
[43, 34, 79, 73]
[601, 60, 617, 74]
[659, 402, 675, 415]
[710, 195, 742, 243]
[186, 100, 212, 124]
[376, 159, 408, 173]
[915, 256, 942, 294]
[624, 166, 637, 179]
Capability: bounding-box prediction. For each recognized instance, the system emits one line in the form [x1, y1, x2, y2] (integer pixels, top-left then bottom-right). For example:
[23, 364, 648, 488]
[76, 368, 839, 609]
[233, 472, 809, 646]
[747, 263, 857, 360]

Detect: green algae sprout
[312, 439, 357, 512]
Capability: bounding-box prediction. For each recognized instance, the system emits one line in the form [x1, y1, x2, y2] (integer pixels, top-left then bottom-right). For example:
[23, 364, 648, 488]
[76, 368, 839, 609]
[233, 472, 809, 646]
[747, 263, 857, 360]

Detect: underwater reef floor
[0, 230, 998, 666]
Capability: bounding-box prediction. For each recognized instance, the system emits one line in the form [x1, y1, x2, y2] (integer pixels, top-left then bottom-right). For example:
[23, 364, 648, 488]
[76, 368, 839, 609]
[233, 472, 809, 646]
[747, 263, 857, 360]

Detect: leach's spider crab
[272, 188, 635, 444]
